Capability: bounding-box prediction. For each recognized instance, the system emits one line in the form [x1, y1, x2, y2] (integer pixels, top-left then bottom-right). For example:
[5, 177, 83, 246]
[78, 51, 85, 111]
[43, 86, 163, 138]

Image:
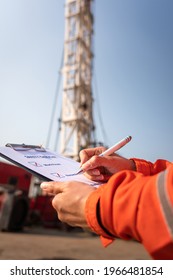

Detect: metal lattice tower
[59, 0, 95, 160]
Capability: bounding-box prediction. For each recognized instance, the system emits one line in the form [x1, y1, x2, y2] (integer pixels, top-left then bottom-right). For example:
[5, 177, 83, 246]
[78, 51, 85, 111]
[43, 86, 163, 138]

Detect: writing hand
[79, 146, 136, 182]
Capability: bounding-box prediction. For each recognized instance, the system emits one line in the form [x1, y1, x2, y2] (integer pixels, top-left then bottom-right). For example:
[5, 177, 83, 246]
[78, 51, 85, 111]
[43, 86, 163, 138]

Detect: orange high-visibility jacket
[85, 158, 173, 259]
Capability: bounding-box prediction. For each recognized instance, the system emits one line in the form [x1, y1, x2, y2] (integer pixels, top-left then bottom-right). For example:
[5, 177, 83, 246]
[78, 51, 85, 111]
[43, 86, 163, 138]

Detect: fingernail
[92, 170, 100, 175]
[40, 183, 48, 189]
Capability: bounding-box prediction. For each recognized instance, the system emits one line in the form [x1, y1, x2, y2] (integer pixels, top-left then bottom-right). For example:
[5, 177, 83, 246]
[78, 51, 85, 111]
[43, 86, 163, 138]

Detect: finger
[86, 168, 101, 176]
[41, 188, 54, 196]
[79, 149, 90, 165]
[82, 155, 108, 171]
[40, 181, 64, 195]
[84, 172, 104, 182]
[79, 147, 105, 165]
[79, 148, 97, 164]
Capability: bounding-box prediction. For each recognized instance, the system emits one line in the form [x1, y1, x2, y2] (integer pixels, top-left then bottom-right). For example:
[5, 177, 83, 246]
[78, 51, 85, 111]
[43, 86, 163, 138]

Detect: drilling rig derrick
[60, 0, 95, 160]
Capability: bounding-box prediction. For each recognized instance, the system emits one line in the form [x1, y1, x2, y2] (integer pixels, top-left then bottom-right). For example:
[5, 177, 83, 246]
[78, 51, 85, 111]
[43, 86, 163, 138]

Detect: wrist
[129, 159, 136, 171]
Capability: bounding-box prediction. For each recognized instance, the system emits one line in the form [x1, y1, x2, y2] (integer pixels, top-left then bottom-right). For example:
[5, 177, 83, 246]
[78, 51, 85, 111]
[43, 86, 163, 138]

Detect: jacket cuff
[85, 185, 115, 246]
[130, 158, 152, 175]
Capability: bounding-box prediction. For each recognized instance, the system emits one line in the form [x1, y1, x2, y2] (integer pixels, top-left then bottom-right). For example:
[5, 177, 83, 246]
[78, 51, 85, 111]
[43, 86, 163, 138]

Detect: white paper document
[0, 145, 100, 187]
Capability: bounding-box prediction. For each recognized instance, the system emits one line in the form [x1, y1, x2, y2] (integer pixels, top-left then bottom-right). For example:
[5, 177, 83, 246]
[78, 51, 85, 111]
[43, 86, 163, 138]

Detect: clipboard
[0, 143, 100, 186]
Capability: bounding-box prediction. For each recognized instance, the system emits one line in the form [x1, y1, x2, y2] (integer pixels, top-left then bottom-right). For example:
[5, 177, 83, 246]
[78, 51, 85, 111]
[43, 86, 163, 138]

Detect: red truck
[0, 161, 61, 231]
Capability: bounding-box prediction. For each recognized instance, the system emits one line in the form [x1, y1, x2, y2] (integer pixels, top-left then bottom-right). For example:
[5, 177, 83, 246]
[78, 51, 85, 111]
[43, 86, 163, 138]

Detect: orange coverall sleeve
[85, 159, 173, 260]
[131, 158, 171, 175]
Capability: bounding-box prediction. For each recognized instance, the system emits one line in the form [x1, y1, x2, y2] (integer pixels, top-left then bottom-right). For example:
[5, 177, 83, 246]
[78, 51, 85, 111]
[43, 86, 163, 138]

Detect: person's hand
[79, 146, 136, 182]
[40, 181, 95, 229]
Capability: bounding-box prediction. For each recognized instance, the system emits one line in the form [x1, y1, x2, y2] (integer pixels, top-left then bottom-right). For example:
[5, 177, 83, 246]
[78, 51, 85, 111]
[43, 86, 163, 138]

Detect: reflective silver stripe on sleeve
[157, 169, 173, 238]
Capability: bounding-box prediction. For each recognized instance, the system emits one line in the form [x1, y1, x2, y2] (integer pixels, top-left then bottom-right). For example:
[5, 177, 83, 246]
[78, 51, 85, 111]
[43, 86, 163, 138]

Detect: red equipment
[0, 161, 60, 231]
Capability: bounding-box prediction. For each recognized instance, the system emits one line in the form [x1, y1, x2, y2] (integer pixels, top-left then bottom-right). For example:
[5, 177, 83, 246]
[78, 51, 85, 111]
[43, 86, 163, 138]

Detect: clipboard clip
[6, 143, 46, 152]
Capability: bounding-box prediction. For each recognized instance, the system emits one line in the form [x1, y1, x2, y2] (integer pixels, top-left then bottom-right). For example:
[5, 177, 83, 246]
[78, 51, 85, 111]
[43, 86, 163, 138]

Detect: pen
[99, 135, 132, 157]
[76, 135, 132, 174]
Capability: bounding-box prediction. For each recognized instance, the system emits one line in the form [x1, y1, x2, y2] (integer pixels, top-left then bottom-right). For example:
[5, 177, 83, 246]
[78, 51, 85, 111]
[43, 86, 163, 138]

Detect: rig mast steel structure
[60, 0, 95, 160]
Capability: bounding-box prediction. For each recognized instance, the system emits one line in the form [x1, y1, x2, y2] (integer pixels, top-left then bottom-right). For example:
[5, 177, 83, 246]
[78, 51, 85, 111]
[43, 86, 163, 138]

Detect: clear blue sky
[0, 0, 173, 162]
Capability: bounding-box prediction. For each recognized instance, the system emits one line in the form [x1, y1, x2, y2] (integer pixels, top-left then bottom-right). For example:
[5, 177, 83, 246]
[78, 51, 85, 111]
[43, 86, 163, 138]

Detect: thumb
[40, 181, 64, 195]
